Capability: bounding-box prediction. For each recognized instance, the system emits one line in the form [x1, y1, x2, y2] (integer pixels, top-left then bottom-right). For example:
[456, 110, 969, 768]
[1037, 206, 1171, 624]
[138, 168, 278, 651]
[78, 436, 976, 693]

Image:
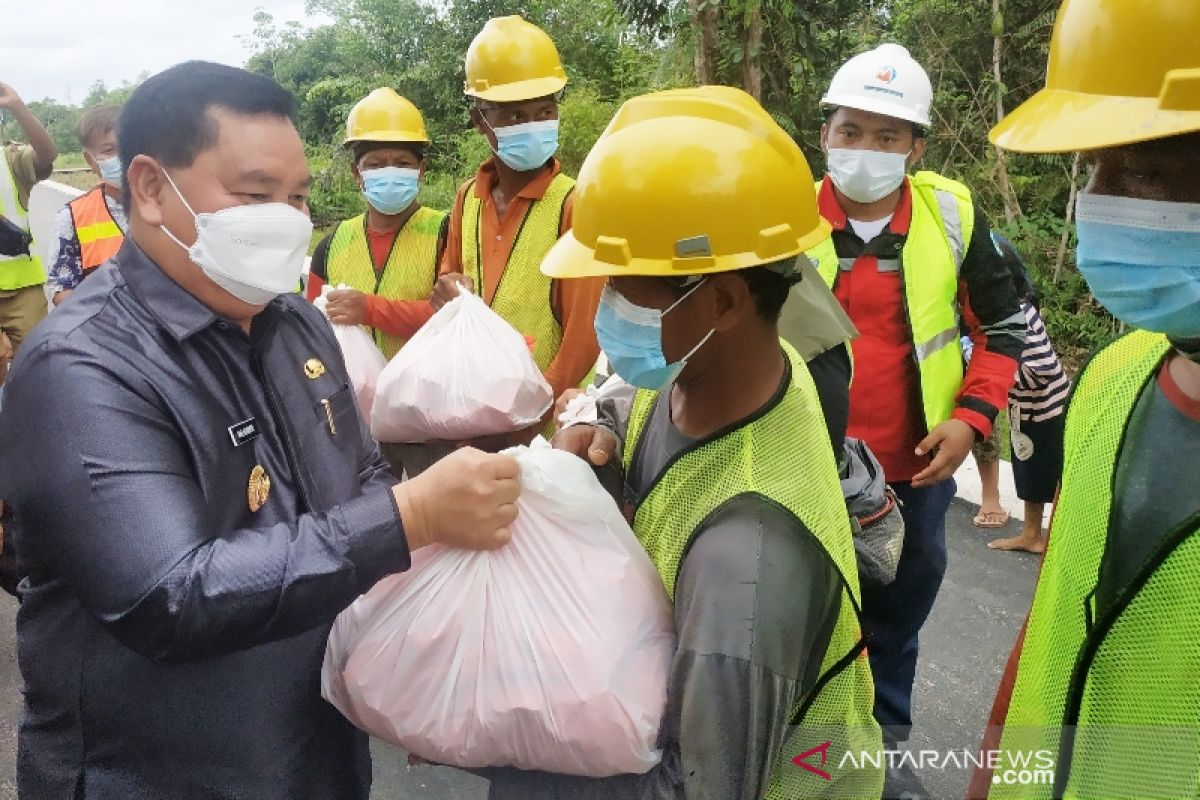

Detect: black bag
[0, 214, 31, 258]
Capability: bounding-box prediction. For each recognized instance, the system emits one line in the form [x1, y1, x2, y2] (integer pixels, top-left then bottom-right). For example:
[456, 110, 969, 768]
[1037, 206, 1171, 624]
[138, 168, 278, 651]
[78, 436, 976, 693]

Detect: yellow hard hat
[991, 0, 1200, 153]
[343, 88, 430, 146]
[463, 16, 568, 103]
[541, 86, 830, 280]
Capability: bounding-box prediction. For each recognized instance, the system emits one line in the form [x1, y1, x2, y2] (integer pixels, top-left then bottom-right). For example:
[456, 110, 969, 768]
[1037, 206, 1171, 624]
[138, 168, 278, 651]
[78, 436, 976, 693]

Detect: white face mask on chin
[158, 169, 313, 306]
[826, 147, 910, 204]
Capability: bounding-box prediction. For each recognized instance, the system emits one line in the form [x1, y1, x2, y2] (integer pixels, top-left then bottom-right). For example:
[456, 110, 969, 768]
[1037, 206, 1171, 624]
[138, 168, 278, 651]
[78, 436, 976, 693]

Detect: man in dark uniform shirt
[0, 61, 520, 800]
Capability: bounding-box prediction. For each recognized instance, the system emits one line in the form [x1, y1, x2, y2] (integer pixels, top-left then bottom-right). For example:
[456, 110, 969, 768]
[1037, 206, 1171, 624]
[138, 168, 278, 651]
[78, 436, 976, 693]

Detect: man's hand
[911, 418, 977, 488]
[392, 447, 520, 552]
[0, 330, 12, 386]
[552, 424, 619, 467]
[0, 83, 25, 112]
[0, 82, 56, 175]
[326, 289, 367, 326]
[430, 273, 473, 310]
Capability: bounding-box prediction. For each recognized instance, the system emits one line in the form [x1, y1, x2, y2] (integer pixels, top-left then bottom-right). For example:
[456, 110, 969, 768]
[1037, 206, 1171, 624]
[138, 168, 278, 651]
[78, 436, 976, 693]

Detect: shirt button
[216, 321, 229, 330]
[496, 234, 502, 241]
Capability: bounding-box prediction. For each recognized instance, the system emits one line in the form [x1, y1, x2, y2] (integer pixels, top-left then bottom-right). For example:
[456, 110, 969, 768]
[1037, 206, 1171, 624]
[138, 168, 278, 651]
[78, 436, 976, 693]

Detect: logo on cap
[875, 65, 897, 84]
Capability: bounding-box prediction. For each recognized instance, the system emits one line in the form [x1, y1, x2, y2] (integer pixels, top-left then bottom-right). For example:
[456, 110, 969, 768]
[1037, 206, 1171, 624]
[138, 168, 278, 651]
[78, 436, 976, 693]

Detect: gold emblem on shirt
[247, 465, 271, 513]
[304, 358, 326, 380]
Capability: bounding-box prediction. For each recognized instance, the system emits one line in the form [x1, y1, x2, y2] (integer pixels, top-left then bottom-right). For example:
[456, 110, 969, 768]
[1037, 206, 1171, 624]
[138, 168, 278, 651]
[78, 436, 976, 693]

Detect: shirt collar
[817, 175, 915, 235]
[115, 238, 221, 343]
[473, 157, 563, 202]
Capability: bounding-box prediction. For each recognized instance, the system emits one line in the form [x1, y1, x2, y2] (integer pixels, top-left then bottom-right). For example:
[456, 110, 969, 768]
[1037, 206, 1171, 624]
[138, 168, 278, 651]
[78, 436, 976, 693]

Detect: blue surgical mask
[486, 118, 560, 172]
[361, 167, 420, 215]
[594, 280, 715, 391]
[95, 154, 123, 189]
[1075, 193, 1200, 339]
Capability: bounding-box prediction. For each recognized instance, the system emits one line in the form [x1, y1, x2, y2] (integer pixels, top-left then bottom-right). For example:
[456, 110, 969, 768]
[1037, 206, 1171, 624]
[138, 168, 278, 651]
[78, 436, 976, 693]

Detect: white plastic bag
[370, 287, 554, 443]
[314, 285, 388, 418]
[322, 441, 676, 776]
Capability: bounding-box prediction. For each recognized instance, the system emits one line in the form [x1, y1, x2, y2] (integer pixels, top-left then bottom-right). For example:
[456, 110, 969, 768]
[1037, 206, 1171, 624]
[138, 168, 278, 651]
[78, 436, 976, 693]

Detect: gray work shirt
[1097, 364, 1200, 613]
[0, 241, 410, 799]
[483, 362, 842, 799]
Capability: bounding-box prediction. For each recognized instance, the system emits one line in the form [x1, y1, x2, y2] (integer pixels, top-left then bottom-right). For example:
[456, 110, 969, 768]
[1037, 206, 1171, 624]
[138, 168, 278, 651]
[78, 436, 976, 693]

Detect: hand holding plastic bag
[313, 284, 387, 418]
[322, 440, 676, 776]
[370, 286, 554, 443]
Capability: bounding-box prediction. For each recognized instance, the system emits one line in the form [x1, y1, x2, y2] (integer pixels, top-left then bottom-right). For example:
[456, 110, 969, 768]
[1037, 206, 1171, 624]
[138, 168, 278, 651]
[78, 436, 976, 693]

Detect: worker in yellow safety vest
[471, 86, 884, 800]
[305, 88, 447, 360]
[807, 44, 1025, 796]
[430, 15, 604, 451]
[968, 2, 1200, 798]
[47, 104, 127, 306]
[0, 81, 56, 351]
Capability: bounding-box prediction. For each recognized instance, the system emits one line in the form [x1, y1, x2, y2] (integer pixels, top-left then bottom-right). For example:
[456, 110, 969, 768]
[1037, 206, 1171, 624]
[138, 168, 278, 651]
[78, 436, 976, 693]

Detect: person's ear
[908, 136, 926, 168]
[418, 161, 427, 181]
[820, 122, 831, 154]
[707, 273, 754, 333]
[127, 155, 169, 227]
[350, 160, 365, 190]
[83, 149, 99, 173]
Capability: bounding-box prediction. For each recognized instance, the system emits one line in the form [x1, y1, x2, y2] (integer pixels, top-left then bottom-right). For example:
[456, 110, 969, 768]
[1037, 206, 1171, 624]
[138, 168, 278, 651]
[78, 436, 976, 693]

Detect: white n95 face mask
[826, 148, 910, 204]
[159, 169, 313, 305]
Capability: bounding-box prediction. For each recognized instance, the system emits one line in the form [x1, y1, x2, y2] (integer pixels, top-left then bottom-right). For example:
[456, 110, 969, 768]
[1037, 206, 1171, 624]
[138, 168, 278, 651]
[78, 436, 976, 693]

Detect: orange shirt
[441, 158, 603, 399]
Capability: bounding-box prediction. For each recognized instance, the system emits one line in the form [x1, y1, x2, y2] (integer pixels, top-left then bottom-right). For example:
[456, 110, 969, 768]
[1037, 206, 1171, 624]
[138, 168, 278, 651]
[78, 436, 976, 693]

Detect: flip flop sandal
[973, 510, 1011, 529]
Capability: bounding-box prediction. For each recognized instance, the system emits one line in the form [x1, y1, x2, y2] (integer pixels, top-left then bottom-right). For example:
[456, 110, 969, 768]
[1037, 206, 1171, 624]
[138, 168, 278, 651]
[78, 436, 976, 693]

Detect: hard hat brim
[342, 130, 431, 146]
[540, 218, 833, 280]
[991, 87, 1200, 153]
[821, 92, 931, 127]
[465, 76, 567, 104]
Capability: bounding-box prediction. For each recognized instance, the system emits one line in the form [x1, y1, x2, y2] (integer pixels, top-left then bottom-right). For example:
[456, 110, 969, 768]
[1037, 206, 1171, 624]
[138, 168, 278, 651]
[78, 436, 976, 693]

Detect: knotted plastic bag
[322, 441, 676, 776]
[370, 287, 553, 443]
[314, 284, 388, 418]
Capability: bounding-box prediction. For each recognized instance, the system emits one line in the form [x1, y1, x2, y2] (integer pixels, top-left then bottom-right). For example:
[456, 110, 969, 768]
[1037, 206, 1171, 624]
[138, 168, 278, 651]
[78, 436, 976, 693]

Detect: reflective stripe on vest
[993, 331, 1200, 800]
[460, 173, 574, 373]
[0, 149, 44, 289]
[68, 186, 124, 272]
[807, 171, 973, 431]
[326, 206, 446, 360]
[623, 341, 883, 799]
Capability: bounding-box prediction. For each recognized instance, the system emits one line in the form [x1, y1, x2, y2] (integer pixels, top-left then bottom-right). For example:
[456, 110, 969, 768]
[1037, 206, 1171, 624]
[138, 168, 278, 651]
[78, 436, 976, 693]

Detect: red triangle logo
[792, 740, 833, 780]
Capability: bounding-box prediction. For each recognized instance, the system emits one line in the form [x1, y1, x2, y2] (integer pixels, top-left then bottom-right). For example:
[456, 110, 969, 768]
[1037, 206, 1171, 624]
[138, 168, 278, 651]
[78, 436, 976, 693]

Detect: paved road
[0, 498, 1039, 800]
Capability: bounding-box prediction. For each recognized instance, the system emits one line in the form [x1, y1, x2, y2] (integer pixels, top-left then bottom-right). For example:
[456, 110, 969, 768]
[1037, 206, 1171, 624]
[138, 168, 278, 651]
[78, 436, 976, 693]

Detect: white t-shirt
[848, 214, 893, 243]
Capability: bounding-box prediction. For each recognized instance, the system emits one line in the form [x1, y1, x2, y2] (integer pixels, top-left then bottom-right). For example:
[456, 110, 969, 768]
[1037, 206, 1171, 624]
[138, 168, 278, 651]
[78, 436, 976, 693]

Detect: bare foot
[988, 533, 1045, 553]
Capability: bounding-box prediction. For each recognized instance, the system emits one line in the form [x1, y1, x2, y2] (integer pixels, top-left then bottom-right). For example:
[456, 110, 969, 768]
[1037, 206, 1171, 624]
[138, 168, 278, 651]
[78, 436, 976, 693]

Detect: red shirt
[820, 179, 931, 481]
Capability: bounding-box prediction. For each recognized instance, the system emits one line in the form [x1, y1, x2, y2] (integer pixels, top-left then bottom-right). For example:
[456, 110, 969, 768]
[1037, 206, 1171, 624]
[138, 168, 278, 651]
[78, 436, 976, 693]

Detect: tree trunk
[688, 0, 718, 85]
[1054, 153, 1081, 284]
[742, 0, 763, 101]
[991, 0, 1023, 223]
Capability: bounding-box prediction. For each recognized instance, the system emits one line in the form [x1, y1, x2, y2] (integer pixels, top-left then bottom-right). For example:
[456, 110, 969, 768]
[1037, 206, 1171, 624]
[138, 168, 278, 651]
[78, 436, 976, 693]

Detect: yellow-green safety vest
[460, 173, 574, 373]
[807, 171, 973, 432]
[992, 331, 1200, 800]
[326, 207, 446, 360]
[0, 149, 45, 290]
[624, 341, 884, 799]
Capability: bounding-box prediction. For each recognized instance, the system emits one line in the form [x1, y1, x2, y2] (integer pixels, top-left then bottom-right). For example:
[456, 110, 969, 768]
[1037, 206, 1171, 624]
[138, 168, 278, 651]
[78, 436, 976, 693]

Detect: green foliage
[11, 78, 143, 153]
[22, 0, 1108, 365]
[996, 212, 1117, 366]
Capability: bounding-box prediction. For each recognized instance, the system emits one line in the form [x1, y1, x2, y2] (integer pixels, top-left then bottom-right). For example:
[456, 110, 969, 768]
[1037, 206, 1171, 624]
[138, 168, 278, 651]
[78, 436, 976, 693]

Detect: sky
[0, 0, 330, 105]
